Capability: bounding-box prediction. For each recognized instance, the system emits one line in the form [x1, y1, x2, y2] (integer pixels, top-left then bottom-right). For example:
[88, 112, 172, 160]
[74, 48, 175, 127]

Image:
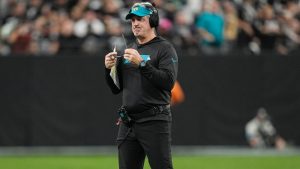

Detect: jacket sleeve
[105, 58, 123, 94]
[140, 45, 178, 91]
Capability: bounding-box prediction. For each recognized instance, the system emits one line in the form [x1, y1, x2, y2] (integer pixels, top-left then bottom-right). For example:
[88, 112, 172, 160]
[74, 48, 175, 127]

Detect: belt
[129, 104, 171, 121]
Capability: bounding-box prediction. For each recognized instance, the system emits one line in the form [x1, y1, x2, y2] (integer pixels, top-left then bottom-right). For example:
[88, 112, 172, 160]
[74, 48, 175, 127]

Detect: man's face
[130, 15, 152, 38]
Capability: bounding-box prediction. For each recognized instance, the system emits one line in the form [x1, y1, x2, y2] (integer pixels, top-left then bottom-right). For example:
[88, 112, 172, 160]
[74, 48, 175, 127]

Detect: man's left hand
[124, 49, 143, 67]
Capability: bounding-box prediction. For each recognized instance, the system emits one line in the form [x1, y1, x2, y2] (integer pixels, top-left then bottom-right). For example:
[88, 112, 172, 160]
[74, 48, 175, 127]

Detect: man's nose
[132, 19, 139, 25]
[133, 21, 138, 26]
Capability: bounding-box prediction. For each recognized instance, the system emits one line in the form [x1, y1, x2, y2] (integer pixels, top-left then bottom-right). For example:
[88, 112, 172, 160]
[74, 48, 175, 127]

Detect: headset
[131, 2, 159, 28]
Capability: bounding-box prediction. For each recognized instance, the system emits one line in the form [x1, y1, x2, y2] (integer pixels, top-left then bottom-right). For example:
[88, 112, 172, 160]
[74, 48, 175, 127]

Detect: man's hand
[124, 49, 143, 67]
[105, 51, 117, 69]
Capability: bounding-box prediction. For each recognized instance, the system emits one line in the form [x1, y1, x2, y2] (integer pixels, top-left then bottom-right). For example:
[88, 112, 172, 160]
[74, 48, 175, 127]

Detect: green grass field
[0, 155, 299, 169]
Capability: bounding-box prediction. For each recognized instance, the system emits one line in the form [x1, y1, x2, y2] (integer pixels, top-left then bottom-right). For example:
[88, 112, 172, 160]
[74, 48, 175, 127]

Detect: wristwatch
[139, 60, 147, 68]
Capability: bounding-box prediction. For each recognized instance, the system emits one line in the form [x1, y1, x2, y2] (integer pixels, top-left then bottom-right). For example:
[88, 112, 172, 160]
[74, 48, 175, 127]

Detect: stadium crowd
[0, 0, 300, 56]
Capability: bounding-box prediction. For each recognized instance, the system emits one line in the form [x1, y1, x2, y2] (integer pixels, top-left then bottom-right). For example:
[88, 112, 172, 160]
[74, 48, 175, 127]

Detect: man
[104, 2, 178, 169]
[245, 107, 286, 150]
[196, 0, 224, 55]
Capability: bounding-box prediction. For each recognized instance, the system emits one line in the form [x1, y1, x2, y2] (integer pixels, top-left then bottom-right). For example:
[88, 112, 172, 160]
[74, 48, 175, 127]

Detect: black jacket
[105, 36, 178, 114]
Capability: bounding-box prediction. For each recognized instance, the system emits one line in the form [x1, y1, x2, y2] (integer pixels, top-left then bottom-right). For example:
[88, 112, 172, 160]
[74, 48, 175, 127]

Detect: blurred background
[0, 0, 300, 168]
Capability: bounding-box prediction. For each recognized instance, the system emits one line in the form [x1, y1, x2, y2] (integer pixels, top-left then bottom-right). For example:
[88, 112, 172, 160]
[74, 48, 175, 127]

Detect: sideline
[0, 146, 299, 156]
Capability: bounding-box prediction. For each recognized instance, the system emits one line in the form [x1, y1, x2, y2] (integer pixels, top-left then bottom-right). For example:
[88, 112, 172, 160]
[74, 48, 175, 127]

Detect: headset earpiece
[144, 3, 159, 28]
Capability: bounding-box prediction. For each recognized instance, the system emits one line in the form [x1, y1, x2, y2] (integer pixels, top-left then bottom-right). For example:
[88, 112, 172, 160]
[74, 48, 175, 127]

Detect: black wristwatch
[139, 60, 147, 68]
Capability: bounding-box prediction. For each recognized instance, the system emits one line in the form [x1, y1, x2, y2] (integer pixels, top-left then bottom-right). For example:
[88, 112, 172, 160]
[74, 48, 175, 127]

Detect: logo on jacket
[172, 57, 178, 63]
[124, 55, 151, 64]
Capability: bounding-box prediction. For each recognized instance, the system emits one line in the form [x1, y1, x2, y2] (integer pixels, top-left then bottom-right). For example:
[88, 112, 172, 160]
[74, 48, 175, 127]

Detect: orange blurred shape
[171, 81, 185, 106]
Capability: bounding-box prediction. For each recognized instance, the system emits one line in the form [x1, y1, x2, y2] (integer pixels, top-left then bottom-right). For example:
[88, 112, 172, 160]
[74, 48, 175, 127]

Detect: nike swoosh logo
[172, 58, 178, 63]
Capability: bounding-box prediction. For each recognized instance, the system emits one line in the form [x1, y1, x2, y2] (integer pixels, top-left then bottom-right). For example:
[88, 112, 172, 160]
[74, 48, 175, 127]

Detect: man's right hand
[105, 52, 117, 69]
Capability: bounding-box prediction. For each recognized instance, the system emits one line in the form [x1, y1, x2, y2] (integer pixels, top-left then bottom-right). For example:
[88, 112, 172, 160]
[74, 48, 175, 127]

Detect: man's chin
[134, 33, 142, 38]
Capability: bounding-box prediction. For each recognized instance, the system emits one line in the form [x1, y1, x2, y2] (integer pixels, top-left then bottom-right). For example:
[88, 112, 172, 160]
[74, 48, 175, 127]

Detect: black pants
[117, 120, 173, 169]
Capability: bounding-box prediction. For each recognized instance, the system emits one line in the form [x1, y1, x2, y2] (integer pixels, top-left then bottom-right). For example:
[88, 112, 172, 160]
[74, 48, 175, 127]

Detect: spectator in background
[245, 107, 286, 150]
[196, 0, 225, 56]
[222, 0, 239, 53]
[7, 22, 32, 55]
[57, 16, 81, 55]
[254, 4, 282, 55]
[236, 0, 258, 55]
[171, 8, 198, 55]
[74, 9, 105, 54]
[1, 1, 27, 55]
[30, 3, 60, 55]
[73, 10, 105, 38]
[278, 0, 300, 54]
